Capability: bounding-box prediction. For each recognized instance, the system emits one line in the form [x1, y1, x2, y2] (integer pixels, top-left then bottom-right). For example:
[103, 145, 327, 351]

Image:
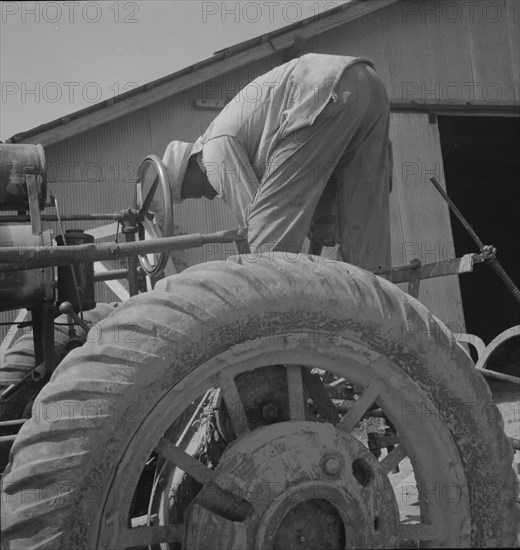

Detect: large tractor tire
[0, 303, 118, 420]
[1, 255, 517, 549]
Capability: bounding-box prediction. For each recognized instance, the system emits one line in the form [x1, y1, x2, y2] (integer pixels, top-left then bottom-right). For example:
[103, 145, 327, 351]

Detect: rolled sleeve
[202, 136, 260, 229]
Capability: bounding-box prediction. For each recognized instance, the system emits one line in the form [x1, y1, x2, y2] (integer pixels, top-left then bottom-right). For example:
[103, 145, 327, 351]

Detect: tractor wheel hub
[185, 421, 400, 549]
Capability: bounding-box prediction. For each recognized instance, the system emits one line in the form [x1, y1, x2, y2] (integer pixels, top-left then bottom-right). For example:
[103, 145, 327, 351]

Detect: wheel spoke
[143, 216, 162, 240]
[380, 444, 408, 475]
[400, 522, 442, 541]
[218, 374, 249, 436]
[194, 480, 254, 522]
[337, 382, 380, 432]
[155, 436, 212, 484]
[116, 524, 184, 547]
[135, 183, 144, 209]
[154, 393, 253, 523]
[286, 365, 306, 420]
[139, 175, 159, 219]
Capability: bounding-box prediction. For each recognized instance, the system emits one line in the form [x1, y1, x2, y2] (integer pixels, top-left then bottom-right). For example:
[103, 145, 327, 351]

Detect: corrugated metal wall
[389, 112, 465, 330]
[40, 56, 281, 273]
[5, 0, 518, 341]
[302, 0, 519, 104]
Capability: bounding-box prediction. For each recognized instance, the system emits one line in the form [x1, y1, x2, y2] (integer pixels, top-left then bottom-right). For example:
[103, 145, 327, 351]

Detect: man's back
[169, 53, 391, 270]
[200, 53, 372, 179]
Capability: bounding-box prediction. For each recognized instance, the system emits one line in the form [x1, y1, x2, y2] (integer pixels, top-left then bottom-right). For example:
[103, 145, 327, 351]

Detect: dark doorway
[438, 116, 520, 347]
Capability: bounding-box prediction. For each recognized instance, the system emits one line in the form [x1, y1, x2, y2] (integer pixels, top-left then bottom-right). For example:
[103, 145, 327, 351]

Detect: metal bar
[0, 419, 26, 436]
[31, 307, 44, 366]
[0, 419, 27, 427]
[430, 177, 484, 247]
[55, 198, 84, 319]
[375, 254, 479, 285]
[93, 262, 129, 300]
[390, 101, 520, 115]
[26, 175, 42, 235]
[58, 302, 90, 333]
[93, 269, 128, 282]
[42, 301, 55, 376]
[430, 177, 520, 305]
[125, 231, 139, 297]
[1, 378, 29, 401]
[477, 368, 520, 385]
[46, 213, 120, 221]
[1, 213, 121, 222]
[0, 228, 244, 270]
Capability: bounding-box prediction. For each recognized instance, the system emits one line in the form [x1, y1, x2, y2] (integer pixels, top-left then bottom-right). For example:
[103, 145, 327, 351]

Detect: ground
[388, 378, 519, 536]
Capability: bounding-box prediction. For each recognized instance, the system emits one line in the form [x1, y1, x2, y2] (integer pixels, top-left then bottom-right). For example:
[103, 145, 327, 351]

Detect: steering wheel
[133, 155, 173, 277]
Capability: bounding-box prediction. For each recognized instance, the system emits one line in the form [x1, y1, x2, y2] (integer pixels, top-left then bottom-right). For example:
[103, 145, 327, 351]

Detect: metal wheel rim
[134, 155, 173, 277]
[95, 334, 471, 549]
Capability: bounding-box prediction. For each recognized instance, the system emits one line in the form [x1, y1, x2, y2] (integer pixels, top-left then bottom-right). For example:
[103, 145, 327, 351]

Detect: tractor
[0, 143, 518, 549]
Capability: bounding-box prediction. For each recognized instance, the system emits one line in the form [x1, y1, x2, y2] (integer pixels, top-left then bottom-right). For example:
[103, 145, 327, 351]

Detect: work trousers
[246, 63, 392, 272]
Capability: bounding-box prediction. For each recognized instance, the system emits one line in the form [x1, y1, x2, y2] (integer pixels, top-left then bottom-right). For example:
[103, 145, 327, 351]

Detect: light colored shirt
[198, 53, 374, 229]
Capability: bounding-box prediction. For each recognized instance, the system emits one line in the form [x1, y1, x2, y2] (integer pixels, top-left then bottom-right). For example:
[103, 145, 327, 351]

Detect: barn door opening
[438, 116, 520, 347]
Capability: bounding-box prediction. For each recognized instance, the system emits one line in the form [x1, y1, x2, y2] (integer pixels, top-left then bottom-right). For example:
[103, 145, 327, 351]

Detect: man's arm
[202, 137, 260, 229]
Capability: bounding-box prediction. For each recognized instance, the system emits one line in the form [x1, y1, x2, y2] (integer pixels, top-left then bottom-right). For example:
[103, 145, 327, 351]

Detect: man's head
[162, 140, 217, 203]
[181, 153, 218, 201]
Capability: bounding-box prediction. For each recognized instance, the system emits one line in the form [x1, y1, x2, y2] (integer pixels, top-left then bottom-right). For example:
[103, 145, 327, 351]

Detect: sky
[1, 0, 347, 140]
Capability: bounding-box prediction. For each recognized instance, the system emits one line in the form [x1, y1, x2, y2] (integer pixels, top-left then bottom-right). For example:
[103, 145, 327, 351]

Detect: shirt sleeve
[201, 136, 260, 229]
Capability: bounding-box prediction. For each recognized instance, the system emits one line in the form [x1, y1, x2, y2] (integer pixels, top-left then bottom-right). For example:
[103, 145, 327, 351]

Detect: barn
[3, 0, 519, 354]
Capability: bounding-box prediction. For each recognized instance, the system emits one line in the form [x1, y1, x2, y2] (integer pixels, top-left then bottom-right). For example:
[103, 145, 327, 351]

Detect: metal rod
[390, 101, 520, 116]
[1, 213, 121, 222]
[430, 177, 483, 246]
[0, 228, 245, 270]
[430, 177, 520, 305]
[0, 419, 27, 427]
[0, 419, 27, 436]
[93, 269, 128, 282]
[41, 302, 55, 378]
[55, 197, 84, 320]
[59, 302, 90, 333]
[477, 368, 520, 385]
[0, 365, 41, 401]
[125, 231, 140, 297]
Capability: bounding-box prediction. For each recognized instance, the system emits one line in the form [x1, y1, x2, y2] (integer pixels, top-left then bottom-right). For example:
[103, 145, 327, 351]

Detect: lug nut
[323, 456, 341, 476]
[261, 403, 279, 422]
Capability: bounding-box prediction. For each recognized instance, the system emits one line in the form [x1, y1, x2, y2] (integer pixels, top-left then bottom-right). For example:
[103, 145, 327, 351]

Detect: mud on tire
[1, 255, 517, 549]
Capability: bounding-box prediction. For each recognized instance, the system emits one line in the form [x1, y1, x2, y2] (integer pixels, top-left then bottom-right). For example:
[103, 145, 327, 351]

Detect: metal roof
[6, 0, 398, 146]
